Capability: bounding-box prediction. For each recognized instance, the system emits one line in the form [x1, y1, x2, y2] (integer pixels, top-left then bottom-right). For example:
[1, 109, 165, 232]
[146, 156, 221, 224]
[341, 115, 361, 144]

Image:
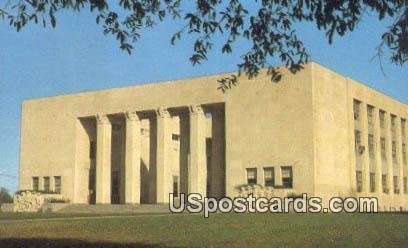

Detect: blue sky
[0, 5, 407, 192]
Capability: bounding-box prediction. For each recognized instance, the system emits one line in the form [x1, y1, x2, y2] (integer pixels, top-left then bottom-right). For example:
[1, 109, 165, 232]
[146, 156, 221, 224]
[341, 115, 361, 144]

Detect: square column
[374, 108, 382, 192]
[156, 107, 172, 203]
[210, 109, 225, 198]
[125, 111, 142, 204]
[188, 105, 207, 197]
[96, 114, 112, 204]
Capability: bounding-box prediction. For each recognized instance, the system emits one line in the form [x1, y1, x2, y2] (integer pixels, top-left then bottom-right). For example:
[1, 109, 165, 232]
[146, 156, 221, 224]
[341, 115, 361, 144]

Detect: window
[89, 141, 96, 159]
[263, 167, 275, 187]
[43, 177, 50, 193]
[173, 176, 179, 195]
[355, 130, 361, 153]
[246, 168, 257, 185]
[403, 143, 407, 165]
[356, 171, 362, 192]
[393, 176, 399, 194]
[54, 176, 61, 194]
[404, 177, 407, 194]
[353, 100, 360, 120]
[382, 174, 388, 193]
[380, 110, 386, 128]
[172, 134, 180, 141]
[402, 119, 406, 139]
[391, 115, 396, 131]
[392, 141, 397, 163]
[367, 105, 374, 126]
[381, 137, 386, 161]
[281, 166, 293, 188]
[370, 172, 375, 192]
[368, 134, 375, 158]
[32, 177, 39, 191]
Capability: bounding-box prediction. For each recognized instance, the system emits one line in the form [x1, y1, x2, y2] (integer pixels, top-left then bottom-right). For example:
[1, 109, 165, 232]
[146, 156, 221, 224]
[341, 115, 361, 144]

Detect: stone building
[19, 62, 408, 209]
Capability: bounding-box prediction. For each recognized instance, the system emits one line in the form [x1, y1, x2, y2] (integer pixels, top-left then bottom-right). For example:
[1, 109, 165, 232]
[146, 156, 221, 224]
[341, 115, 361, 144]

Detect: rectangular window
[402, 119, 406, 139]
[246, 168, 257, 185]
[370, 172, 375, 192]
[356, 171, 362, 192]
[353, 100, 360, 120]
[173, 176, 179, 195]
[32, 177, 39, 191]
[367, 105, 374, 126]
[263, 167, 275, 187]
[368, 134, 375, 158]
[382, 174, 388, 193]
[404, 177, 407, 194]
[380, 110, 386, 129]
[281, 166, 293, 188]
[403, 143, 407, 165]
[392, 141, 397, 162]
[381, 137, 386, 161]
[391, 115, 396, 131]
[89, 141, 96, 159]
[394, 176, 399, 194]
[172, 134, 180, 141]
[43, 177, 50, 193]
[54, 176, 61, 194]
[355, 130, 361, 154]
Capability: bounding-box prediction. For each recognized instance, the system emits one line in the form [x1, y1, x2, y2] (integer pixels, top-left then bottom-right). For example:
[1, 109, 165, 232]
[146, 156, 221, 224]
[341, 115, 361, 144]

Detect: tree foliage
[0, 187, 13, 204]
[0, 0, 407, 90]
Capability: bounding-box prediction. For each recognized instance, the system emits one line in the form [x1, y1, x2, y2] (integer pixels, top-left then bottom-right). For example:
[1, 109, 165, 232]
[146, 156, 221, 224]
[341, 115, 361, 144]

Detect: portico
[79, 104, 226, 204]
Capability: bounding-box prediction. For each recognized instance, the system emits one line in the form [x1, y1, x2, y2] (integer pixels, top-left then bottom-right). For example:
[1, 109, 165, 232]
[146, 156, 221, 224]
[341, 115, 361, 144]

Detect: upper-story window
[380, 110, 386, 129]
[367, 105, 374, 126]
[355, 130, 362, 154]
[391, 115, 397, 135]
[246, 168, 257, 185]
[353, 100, 361, 120]
[381, 137, 387, 161]
[403, 143, 407, 165]
[402, 119, 406, 139]
[392, 141, 397, 163]
[368, 134, 375, 158]
[356, 171, 362, 192]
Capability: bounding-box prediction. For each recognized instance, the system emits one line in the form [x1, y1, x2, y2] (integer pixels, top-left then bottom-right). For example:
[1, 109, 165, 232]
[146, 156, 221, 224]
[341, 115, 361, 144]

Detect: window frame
[32, 177, 39, 191]
[54, 176, 61, 194]
[43, 176, 50, 193]
[281, 166, 293, 189]
[246, 168, 257, 185]
[263, 167, 275, 187]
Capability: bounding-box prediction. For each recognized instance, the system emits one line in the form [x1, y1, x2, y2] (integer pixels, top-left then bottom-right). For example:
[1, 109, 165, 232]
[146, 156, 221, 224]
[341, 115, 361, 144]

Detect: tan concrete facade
[19, 62, 408, 210]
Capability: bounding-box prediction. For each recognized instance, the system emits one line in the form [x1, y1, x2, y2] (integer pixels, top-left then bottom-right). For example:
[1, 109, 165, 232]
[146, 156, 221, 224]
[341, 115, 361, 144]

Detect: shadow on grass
[0, 238, 180, 248]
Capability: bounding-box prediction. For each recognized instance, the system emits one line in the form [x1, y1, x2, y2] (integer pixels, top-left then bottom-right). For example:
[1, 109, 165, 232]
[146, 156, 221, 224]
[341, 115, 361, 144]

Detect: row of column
[356, 103, 405, 195]
[94, 105, 213, 204]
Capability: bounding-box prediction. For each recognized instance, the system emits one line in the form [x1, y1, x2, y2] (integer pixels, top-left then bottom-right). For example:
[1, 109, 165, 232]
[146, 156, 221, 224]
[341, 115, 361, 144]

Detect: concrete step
[56, 204, 170, 214]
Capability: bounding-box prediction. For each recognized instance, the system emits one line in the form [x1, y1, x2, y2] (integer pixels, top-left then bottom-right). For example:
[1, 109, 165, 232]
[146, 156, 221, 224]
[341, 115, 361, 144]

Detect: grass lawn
[0, 212, 407, 247]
